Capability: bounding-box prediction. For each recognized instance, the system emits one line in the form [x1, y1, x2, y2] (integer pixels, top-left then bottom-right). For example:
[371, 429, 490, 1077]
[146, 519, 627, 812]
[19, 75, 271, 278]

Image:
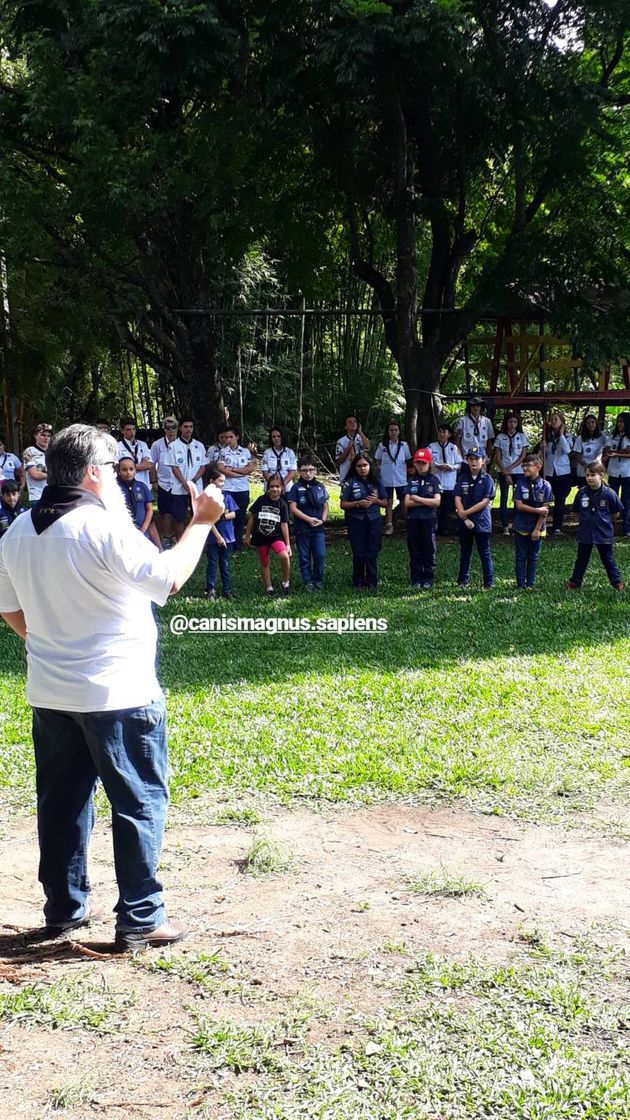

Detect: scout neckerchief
[179, 436, 194, 468]
[31, 485, 104, 534]
[0, 453, 7, 469]
[439, 442, 448, 464]
[121, 438, 139, 464]
[508, 434, 515, 459]
[385, 440, 402, 463]
[470, 415, 481, 439]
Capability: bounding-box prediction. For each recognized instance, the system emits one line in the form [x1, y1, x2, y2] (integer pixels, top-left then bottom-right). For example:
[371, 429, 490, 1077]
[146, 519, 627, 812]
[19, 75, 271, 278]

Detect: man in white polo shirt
[0, 424, 223, 952]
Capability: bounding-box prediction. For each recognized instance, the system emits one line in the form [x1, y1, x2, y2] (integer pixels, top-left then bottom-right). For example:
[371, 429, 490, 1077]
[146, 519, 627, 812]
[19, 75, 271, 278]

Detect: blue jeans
[458, 530, 494, 587]
[32, 701, 168, 933]
[514, 532, 542, 588]
[570, 542, 621, 587]
[295, 529, 326, 586]
[206, 537, 233, 593]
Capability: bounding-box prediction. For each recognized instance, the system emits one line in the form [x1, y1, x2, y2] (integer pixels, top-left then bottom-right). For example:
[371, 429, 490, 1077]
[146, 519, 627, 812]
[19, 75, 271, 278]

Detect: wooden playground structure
[440, 317, 630, 423]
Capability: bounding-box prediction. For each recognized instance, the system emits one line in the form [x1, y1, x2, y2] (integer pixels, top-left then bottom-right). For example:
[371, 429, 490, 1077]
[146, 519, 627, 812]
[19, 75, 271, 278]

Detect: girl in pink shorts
[245, 475, 292, 596]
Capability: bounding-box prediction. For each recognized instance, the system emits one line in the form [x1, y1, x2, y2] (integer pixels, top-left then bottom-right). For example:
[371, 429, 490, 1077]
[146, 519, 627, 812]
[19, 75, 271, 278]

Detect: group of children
[2, 410, 627, 595]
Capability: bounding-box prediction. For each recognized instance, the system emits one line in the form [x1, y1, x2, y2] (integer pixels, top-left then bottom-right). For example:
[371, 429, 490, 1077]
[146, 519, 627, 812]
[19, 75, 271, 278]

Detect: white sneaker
[385, 523, 394, 536]
[502, 527, 511, 537]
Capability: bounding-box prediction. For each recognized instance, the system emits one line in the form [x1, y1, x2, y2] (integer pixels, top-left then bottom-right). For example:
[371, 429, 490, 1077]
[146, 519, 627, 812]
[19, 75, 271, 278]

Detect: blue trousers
[346, 518, 382, 587]
[295, 529, 326, 586]
[514, 532, 542, 588]
[227, 490, 249, 551]
[205, 537, 233, 593]
[458, 530, 494, 587]
[32, 701, 168, 933]
[570, 542, 621, 587]
[407, 519, 436, 584]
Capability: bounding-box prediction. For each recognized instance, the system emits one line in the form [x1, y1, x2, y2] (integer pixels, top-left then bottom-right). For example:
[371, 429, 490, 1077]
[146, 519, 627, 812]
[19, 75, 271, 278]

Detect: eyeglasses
[164, 423, 178, 430]
[95, 460, 116, 472]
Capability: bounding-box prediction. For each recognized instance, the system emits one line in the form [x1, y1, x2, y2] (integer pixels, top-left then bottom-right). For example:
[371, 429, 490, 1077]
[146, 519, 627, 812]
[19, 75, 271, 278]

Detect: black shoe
[204, 589, 216, 600]
[222, 591, 234, 600]
[114, 920, 187, 954]
[281, 583, 290, 597]
[44, 900, 100, 939]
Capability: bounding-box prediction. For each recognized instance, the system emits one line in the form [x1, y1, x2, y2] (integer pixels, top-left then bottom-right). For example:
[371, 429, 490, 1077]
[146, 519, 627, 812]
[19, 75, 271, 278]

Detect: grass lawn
[1, 533, 628, 826]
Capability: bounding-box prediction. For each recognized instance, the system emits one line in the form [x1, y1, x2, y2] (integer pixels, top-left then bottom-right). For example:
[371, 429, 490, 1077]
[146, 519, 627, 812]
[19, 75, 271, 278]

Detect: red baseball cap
[413, 448, 432, 463]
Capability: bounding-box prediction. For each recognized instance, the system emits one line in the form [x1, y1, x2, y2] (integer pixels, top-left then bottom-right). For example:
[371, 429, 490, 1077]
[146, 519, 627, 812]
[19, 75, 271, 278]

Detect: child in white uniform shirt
[572, 413, 606, 480]
[374, 420, 412, 535]
[217, 426, 255, 552]
[428, 423, 462, 535]
[336, 415, 371, 482]
[261, 428, 298, 493]
[493, 412, 528, 535]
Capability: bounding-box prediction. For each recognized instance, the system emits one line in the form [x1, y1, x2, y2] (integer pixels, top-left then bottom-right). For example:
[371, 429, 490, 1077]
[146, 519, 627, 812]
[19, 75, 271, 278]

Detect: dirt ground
[1, 801, 628, 1118]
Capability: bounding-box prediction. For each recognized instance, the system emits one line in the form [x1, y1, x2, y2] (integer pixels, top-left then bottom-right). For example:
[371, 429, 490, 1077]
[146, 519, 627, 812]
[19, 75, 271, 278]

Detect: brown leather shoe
[44, 900, 101, 939]
[114, 920, 187, 954]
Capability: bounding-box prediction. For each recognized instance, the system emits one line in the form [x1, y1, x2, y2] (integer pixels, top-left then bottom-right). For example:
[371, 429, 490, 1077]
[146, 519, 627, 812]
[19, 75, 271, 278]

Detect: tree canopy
[0, 0, 628, 444]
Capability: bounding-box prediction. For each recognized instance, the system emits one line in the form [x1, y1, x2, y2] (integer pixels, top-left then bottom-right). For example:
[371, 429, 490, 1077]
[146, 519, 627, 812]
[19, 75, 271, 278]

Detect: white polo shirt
[428, 441, 462, 491]
[116, 438, 152, 488]
[217, 445, 252, 493]
[165, 438, 208, 495]
[544, 432, 573, 477]
[336, 435, 365, 482]
[573, 434, 606, 478]
[493, 432, 528, 475]
[455, 415, 494, 456]
[374, 441, 411, 488]
[0, 502, 178, 712]
[260, 446, 297, 481]
[605, 433, 630, 479]
[150, 435, 180, 491]
[0, 451, 22, 483]
[22, 445, 48, 502]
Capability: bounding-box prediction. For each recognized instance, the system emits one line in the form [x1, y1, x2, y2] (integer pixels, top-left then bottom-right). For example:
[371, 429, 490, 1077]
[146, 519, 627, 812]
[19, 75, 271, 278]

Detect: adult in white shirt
[603, 411, 630, 535]
[0, 436, 24, 488]
[572, 413, 607, 479]
[454, 397, 495, 460]
[543, 410, 574, 537]
[171, 418, 208, 496]
[216, 426, 255, 551]
[22, 422, 53, 502]
[150, 415, 186, 546]
[493, 412, 529, 535]
[261, 428, 298, 492]
[428, 422, 462, 535]
[374, 420, 412, 534]
[0, 423, 223, 951]
[336, 415, 371, 482]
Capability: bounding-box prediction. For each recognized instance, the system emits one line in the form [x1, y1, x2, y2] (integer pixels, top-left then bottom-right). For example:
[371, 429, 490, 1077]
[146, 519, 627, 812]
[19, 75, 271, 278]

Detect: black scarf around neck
[31, 485, 105, 535]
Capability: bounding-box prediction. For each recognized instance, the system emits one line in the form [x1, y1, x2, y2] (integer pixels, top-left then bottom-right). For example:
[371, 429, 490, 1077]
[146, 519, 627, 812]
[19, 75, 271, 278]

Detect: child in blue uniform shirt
[454, 447, 495, 588]
[116, 457, 155, 537]
[340, 454, 388, 589]
[204, 466, 237, 600]
[404, 449, 441, 590]
[0, 481, 27, 537]
[567, 463, 624, 591]
[512, 454, 553, 589]
[287, 456, 329, 590]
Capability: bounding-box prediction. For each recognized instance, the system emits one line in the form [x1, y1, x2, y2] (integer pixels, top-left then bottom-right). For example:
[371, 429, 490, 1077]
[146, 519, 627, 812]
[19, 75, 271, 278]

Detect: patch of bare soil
[0, 802, 627, 1118]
